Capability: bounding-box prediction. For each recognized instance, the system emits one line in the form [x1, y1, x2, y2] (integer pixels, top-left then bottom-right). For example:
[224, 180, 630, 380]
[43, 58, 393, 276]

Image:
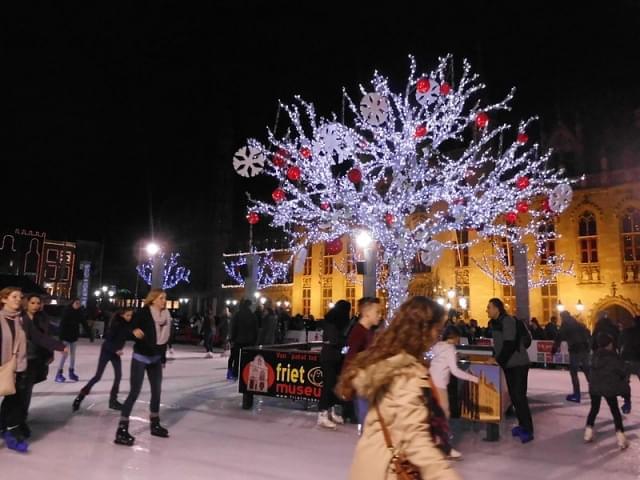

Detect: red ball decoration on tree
[440, 82, 451, 95]
[320, 201, 331, 211]
[516, 132, 529, 145]
[516, 200, 529, 214]
[416, 78, 430, 93]
[505, 211, 518, 224]
[516, 176, 530, 190]
[475, 112, 489, 129]
[272, 188, 286, 203]
[287, 166, 301, 182]
[348, 168, 362, 184]
[299, 147, 312, 159]
[246, 212, 260, 225]
[384, 213, 394, 226]
[273, 148, 289, 167]
[414, 125, 427, 138]
[325, 238, 343, 255]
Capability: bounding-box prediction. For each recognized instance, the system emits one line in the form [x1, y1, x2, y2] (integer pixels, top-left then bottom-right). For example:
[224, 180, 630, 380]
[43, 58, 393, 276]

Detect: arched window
[578, 211, 598, 263]
[621, 208, 640, 262]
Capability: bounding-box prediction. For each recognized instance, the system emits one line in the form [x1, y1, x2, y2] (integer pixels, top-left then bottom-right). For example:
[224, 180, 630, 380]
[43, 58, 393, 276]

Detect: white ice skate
[329, 407, 345, 425]
[617, 431, 629, 450]
[448, 448, 463, 460]
[584, 427, 594, 443]
[317, 411, 337, 430]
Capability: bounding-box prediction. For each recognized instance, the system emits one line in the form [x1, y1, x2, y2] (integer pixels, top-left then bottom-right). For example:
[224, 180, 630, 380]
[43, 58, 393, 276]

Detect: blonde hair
[144, 288, 166, 308]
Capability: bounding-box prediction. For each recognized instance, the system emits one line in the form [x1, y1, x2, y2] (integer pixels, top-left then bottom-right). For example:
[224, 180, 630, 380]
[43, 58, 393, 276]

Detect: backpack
[514, 316, 532, 349]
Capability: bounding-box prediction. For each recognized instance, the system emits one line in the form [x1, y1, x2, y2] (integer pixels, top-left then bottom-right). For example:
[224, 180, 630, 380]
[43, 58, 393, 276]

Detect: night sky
[5, 2, 640, 290]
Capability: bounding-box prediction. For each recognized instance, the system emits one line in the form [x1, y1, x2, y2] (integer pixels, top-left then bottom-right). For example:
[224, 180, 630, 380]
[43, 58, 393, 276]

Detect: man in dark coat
[552, 311, 591, 403]
[227, 300, 258, 380]
[619, 316, 640, 413]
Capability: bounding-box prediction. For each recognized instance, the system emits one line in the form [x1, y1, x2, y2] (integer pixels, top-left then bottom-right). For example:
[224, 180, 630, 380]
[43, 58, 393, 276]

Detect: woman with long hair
[114, 289, 171, 446]
[0, 287, 29, 452]
[21, 294, 67, 438]
[55, 297, 93, 383]
[337, 296, 460, 480]
[73, 307, 134, 412]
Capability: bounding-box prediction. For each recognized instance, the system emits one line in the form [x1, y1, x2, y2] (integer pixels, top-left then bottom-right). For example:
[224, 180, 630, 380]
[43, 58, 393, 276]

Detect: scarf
[0, 309, 27, 373]
[149, 306, 171, 346]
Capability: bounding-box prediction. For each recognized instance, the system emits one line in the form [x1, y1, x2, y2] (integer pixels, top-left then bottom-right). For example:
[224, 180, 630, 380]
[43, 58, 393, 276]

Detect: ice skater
[73, 308, 134, 412]
[56, 298, 93, 383]
[584, 333, 629, 449]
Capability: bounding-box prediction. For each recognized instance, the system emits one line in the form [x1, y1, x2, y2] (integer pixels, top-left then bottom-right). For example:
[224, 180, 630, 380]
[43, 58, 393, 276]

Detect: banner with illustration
[238, 347, 323, 402]
[457, 361, 510, 423]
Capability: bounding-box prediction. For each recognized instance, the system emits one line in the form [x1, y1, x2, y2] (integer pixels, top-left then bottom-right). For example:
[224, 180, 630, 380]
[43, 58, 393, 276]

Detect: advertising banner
[527, 340, 569, 365]
[457, 361, 508, 423]
[239, 347, 323, 402]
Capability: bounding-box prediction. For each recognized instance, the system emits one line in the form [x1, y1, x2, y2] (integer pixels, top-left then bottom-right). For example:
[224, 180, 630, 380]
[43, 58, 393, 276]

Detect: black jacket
[103, 314, 133, 353]
[59, 306, 93, 342]
[589, 349, 629, 397]
[131, 307, 164, 357]
[544, 322, 558, 340]
[553, 314, 591, 354]
[321, 300, 351, 348]
[620, 325, 640, 362]
[23, 312, 65, 360]
[592, 318, 620, 352]
[230, 305, 258, 346]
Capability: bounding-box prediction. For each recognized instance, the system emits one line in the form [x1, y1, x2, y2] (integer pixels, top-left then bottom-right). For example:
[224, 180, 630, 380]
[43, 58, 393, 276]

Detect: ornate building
[223, 169, 639, 328]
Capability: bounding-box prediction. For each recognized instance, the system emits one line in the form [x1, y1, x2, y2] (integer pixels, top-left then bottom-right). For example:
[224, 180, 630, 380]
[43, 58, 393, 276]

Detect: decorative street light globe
[557, 300, 565, 312]
[447, 288, 456, 300]
[145, 242, 160, 257]
[576, 299, 585, 313]
[94, 290, 101, 297]
[355, 230, 373, 249]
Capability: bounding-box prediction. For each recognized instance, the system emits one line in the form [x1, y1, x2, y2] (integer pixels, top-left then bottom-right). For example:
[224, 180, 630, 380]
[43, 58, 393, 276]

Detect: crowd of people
[2, 283, 639, 477]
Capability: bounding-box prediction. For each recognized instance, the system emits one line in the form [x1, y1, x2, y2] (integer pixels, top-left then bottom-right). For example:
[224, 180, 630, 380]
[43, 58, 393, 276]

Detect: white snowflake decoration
[315, 123, 355, 162]
[233, 146, 265, 178]
[415, 78, 440, 106]
[549, 184, 573, 213]
[359, 93, 389, 126]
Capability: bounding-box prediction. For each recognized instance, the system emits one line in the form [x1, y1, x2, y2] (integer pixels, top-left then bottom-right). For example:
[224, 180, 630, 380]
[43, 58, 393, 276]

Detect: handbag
[0, 327, 19, 396]
[375, 404, 422, 480]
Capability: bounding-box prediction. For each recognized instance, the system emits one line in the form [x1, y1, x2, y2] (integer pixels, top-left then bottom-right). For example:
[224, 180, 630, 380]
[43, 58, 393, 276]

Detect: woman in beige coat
[337, 296, 460, 480]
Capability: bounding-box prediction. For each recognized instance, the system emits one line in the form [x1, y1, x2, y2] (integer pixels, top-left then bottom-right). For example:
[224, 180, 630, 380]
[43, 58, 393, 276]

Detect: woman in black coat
[114, 289, 171, 446]
[73, 308, 134, 412]
[56, 298, 93, 383]
[317, 300, 351, 429]
[21, 294, 67, 439]
[584, 333, 629, 449]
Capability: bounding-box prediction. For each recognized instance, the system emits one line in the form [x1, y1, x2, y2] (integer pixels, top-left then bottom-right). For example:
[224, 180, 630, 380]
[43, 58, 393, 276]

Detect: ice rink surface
[2, 341, 640, 479]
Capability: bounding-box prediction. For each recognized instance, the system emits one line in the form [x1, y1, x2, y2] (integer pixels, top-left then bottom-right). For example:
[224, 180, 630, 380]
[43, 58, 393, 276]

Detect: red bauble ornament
[384, 213, 394, 226]
[348, 168, 362, 184]
[272, 188, 286, 203]
[416, 78, 430, 93]
[287, 166, 301, 181]
[516, 200, 529, 213]
[505, 212, 518, 224]
[516, 176, 530, 190]
[414, 125, 427, 138]
[475, 112, 489, 129]
[454, 197, 466, 206]
[516, 132, 529, 145]
[299, 147, 312, 159]
[440, 82, 451, 95]
[246, 212, 260, 225]
[325, 238, 343, 255]
[320, 201, 331, 211]
[273, 148, 289, 167]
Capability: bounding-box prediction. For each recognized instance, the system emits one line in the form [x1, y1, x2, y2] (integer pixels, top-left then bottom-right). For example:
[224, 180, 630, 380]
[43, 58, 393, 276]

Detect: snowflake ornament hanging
[233, 146, 266, 177]
[359, 93, 390, 126]
[415, 78, 440, 106]
[548, 184, 573, 213]
[315, 122, 356, 162]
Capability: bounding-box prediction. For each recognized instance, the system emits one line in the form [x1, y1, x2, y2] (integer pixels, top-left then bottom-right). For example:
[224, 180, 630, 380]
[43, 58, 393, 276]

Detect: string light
[242, 55, 572, 312]
[137, 252, 191, 290]
[223, 250, 291, 289]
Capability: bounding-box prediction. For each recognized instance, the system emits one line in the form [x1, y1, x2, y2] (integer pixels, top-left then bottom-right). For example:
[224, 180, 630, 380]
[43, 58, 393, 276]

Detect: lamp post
[576, 299, 585, 316]
[557, 300, 565, 313]
[145, 242, 164, 290]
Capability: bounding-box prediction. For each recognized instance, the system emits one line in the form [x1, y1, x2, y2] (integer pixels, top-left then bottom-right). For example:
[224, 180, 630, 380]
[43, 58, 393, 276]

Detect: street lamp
[94, 290, 101, 297]
[108, 290, 115, 297]
[355, 230, 373, 249]
[459, 297, 468, 310]
[445, 302, 452, 310]
[145, 242, 160, 257]
[328, 302, 335, 309]
[447, 288, 456, 300]
[232, 300, 238, 306]
[259, 297, 267, 305]
[253, 292, 261, 299]
[576, 299, 585, 313]
[436, 297, 445, 306]
[276, 301, 282, 307]
[101, 286, 108, 293]
[557, 300, 565, 312]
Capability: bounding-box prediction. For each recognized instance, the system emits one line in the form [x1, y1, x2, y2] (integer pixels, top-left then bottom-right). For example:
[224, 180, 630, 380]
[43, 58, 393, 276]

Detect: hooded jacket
[348, 352, 460, 480]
